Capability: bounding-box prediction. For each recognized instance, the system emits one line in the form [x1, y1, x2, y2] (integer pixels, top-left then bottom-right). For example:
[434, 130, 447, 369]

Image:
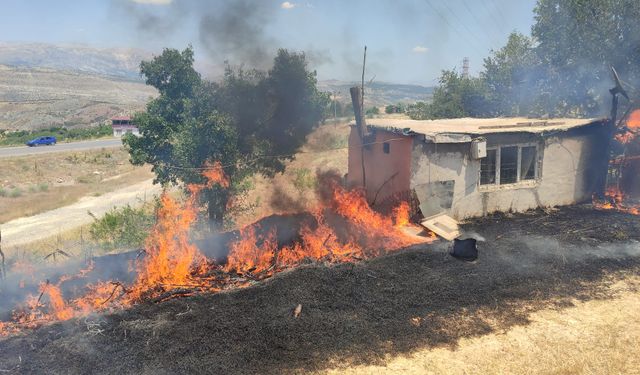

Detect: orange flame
[224, 182, 430, 275]
[593, 186, 640, 215]
[1, 162, 436, 336]
[127, 189, 205, 301]
[224, 226, 277, 275]
[627, 109, 640, 129]
[202, 160, 230, 188]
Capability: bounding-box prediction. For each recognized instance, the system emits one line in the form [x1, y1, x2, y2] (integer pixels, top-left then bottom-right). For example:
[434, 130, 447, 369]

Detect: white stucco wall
[410, 127, 609, 220]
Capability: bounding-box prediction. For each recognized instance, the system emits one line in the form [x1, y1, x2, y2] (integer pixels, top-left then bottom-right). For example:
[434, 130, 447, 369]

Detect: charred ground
[1, 204, 639, 374]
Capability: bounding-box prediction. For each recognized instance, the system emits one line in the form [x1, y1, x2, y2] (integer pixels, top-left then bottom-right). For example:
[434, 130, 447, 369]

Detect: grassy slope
[0, 148, 153, 223]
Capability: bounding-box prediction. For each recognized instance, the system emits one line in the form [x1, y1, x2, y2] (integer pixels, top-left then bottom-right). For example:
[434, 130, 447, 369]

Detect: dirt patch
[1, 206, 639, 374]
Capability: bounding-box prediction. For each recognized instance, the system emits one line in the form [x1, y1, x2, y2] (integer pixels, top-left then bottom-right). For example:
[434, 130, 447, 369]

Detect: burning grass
[1, 205, 639, 374]
[0, 165, 432, 336]
[593, 186, 640, 215]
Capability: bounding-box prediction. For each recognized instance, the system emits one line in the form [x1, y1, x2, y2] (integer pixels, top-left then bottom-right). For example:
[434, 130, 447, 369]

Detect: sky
[0, 0, 539, 85]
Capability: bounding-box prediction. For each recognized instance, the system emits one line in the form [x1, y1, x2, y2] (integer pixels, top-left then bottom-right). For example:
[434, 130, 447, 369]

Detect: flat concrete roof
[357, 117, 606, 143]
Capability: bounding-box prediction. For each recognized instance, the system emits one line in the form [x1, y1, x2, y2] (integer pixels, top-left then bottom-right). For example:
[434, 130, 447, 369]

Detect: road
[0, 138, 123, 158]
[0, 179, 161, 249]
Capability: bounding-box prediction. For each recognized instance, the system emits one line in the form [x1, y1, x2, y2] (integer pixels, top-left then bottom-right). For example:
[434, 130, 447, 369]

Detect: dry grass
[6, 226, 91, 264]
[321, 276, 640, 375]
[0, 148, 153, 223]
[234, 122, 351, 227]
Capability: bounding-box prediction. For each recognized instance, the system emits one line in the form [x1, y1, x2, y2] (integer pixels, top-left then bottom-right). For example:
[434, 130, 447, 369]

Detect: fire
[223, 226, 277, 275]
[627, 109, 640, 129]
[593, 186, 640, 215]
[393, 201, 411, 227]
[615, 109, 640, 144]
[224, 182, 429, 275]
[1, 163, 433, 336]
[44, 283, 74, 320]
[127, 186, 206, 301]
[202, 160, 230, 188]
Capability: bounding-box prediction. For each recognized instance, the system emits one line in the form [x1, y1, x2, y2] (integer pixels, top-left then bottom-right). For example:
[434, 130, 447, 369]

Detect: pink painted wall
[346, 126, 413, 202]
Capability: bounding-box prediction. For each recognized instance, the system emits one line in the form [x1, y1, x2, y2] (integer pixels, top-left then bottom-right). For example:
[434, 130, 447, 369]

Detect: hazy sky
[0, 0, 538, 85]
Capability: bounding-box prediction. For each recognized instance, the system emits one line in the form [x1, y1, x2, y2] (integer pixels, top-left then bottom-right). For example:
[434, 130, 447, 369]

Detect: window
[520, 146, 536, 180]
[480, 149, 496, 185]
[480, 144, 538, 186]
[383, 142, 390, 154]
[500, 146, 518, 184]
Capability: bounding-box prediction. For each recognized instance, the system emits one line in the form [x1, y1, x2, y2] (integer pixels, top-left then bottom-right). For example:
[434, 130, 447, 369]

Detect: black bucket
[450, 238, 478, 261]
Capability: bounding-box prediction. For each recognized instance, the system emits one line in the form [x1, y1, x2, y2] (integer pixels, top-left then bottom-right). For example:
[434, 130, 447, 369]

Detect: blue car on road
[26, 136, 57, 146]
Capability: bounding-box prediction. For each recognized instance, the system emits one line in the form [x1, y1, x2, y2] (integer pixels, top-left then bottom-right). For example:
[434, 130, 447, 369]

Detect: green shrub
[293, 168, 317, 194]
[89, 204, 156, 251]
[28, 185, 38, 193]
[0, 187, 6, 197]
[9, 187, 22, 198]
[38, 183, 49, 192]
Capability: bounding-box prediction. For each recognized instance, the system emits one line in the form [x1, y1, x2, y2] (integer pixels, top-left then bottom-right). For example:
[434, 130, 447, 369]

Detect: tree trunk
[207, 189, 227, 232]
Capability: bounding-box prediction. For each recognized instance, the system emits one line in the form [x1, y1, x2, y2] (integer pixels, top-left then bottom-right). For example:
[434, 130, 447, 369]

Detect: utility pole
[462, 57, 470, 79]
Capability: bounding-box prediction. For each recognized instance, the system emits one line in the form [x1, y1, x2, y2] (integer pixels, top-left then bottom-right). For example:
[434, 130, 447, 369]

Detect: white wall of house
[112, 126, 140, 137]
[410, 127, 608, 220]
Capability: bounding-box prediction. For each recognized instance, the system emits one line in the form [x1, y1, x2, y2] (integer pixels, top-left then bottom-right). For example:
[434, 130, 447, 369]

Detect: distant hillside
[0, 43, 433, 129]
[318, 80, 434, 108]
[0, 65, 156, 131]
[0, 42, 149, 81]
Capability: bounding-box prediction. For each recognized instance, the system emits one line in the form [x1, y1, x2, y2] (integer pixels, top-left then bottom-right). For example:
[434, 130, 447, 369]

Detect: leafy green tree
[365, 106, 380, 116]
[124, 47, 329, 228]
[482, 32, 539, 116]
[406, 101, 430, 120]
[426, 70, 491, 119]
[385, 103, 405, 114]
[424, 1, 640, 118]
[530, 0, 640, 116]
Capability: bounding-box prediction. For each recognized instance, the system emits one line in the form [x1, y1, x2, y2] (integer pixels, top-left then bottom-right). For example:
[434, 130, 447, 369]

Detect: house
[346, 117, 612, 220]
[111, 116, 139, 137]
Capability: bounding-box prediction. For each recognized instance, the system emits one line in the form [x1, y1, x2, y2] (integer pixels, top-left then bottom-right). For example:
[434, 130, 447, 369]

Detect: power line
[478, 0, 507, 36]
[460, 0, 504, 47]
[489, 0, 510, 25]
[439, 1, 491, 51]
[424, 0, 485, 57]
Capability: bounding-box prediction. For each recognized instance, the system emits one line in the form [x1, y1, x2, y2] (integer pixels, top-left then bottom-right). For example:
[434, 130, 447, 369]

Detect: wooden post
[350, 87, 366, 137]
[351, 86, 368, 190]
[350, 46, 369, 191]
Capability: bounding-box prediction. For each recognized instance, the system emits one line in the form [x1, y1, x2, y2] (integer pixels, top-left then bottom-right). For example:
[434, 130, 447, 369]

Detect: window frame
[479, 143, 540, 189]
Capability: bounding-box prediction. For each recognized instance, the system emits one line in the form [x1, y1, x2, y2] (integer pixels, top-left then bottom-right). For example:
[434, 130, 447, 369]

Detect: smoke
[198, 0, 277, 69]
[485, 234, 640, 275]
[0, 251, 139, 320]
[111, 0, 189, 36]
[110, 0, 323, 73]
